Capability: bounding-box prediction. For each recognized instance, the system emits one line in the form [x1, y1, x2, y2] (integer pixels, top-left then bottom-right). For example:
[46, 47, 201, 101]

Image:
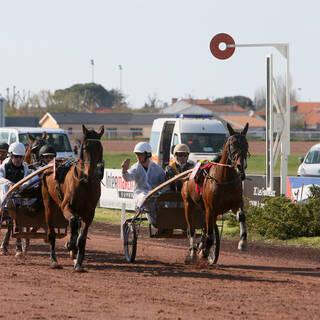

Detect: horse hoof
[15, 251, 23, 258]
[184, 255, 197, 264]
[50, 262, 62, 269]
[238, 240, 248, 251]
[70, 251, 76, 260]
[198, 249, 209, 260]
[74, 265, 86, 273]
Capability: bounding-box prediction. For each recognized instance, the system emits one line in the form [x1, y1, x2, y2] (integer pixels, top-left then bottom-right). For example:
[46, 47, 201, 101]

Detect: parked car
[297, 143, 320, 177]
[0, 127, 74, 158]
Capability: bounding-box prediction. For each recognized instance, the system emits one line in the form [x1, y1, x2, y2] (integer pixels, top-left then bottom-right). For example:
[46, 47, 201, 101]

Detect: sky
[1, 1, 319, 109]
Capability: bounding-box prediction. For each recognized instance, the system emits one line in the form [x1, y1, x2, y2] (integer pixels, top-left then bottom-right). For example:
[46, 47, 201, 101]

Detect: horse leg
[183, 201, 198, 264]
[237, 208, 247, 251]
[43, 190, 61, 268]
[22, 228, 30, 254]
[15, 225, 23, 257]
[74, 219, 90, 272]
[199, 208, 214, 260]
[66, 215, 80, 259]
[47, 226, 60, 268]
[0, 219, 13, 255]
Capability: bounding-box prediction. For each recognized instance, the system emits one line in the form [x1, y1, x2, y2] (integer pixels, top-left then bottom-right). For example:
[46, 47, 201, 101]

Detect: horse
[181, 122, 249, 264]
[0, 132, 48, 256]
[24, 132, 48, 165]
[41, 124, 104, 271]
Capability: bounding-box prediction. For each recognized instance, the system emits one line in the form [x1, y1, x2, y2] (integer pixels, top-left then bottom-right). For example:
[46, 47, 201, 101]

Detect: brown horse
[41, 124, 104, 271]
[24, 132, 48, 165]
[181, 122, 249, 264]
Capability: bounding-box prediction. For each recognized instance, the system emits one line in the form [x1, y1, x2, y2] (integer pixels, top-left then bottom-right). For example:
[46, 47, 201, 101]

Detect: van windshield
[304, 150, 320, 164]
[181, 133, 226, 153]
[19, 133, 72, 153]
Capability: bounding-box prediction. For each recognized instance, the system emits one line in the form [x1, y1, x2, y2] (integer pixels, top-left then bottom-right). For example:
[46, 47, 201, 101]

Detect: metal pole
[266, 54, 274, 190]
[118, 64, 122, 93]
[281, 46, 290, 195]
[90, 59, 95, 83]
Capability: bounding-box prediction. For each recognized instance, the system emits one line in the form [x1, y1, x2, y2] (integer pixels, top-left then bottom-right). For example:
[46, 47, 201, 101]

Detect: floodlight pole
[228, 43, 290, 195]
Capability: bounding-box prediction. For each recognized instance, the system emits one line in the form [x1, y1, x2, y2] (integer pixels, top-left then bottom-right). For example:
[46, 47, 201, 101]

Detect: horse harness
[226, 133, 250, 168]
[54, 138, 104, 201]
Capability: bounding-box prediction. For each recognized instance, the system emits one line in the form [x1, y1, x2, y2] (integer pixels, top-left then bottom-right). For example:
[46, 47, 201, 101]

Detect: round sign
[210, 33, 235, 60]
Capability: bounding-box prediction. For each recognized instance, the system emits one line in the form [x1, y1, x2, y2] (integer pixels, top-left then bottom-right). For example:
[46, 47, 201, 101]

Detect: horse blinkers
[227, 134, 248, 180]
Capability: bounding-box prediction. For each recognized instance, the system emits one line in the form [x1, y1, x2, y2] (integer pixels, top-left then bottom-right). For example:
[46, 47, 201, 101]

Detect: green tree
[54, 83, 122, 112]
[213, 95, 254, 109]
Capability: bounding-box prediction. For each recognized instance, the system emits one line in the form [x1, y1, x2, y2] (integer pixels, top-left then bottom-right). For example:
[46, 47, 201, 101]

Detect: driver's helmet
[8, 142, 26, 156]
[133, 142, 152, 153]
[39, 145, 56, 158]
[173, 144, 190, 155]
[133, 142, 152, 158]
[0, 142, 9, 152]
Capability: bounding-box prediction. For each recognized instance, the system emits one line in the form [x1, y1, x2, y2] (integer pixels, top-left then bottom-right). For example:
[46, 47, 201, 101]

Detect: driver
[0, 142, 31, 257]
[38, 145, 56, 166]
[121, 142, 165, 226]
[165, 144, 194, 192]
[0, 142, 9, 164]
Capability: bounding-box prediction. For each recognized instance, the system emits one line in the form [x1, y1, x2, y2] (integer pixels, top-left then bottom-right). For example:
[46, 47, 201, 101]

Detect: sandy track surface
[0, 222, 319, 320]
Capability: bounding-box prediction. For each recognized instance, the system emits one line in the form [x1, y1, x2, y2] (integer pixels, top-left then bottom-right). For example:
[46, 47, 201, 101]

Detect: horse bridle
[226, 134, 249, 167]
[76, 137, 103, 183]
[31, 139, 46, 163]
[79, 138, 102, 162]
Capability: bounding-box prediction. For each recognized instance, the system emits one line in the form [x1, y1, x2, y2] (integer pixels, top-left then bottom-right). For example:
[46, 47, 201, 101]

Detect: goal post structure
[210, 34, 290, 195]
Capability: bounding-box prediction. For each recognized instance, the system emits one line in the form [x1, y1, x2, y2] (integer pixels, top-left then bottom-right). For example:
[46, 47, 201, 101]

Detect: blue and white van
[149, 115, 227, 168]
[0, 127, 75, 158]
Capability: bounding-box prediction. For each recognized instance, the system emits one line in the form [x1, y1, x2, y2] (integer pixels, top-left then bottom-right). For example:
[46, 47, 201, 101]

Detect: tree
[254, 75, 298, 110]
[213, 96, 254, 109]
[53, 83, 121, 112]
[136, 94, 163, 113]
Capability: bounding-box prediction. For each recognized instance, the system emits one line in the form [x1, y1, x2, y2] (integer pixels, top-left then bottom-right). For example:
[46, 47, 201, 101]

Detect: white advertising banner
[100, 169, 136, 210]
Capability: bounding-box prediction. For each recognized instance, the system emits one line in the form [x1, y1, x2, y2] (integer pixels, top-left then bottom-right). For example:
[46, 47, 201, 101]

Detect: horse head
[27, 132, 48, 164]
[226, 122, 249, 180]
[80, 124, 104, 179]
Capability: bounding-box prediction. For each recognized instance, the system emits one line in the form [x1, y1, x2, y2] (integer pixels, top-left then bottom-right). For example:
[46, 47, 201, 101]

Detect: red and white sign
[210, 33, 235, 60]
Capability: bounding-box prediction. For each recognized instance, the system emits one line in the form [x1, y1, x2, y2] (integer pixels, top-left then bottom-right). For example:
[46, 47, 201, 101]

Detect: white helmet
[8, 142, 26, 156]
[133, 142, 152, 153]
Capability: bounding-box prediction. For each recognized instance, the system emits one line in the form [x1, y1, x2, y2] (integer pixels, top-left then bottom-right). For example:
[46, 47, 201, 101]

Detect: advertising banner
[243, 175, 280, 206]
[100, 169, 135, 210]
[287, 176, 320, 202]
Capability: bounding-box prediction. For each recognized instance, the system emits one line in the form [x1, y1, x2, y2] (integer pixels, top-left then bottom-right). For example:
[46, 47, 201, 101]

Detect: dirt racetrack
[0, 222, 319, 320]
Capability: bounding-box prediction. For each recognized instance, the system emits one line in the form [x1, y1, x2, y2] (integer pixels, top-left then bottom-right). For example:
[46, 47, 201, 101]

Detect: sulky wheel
[123, 221, 137, 263]
[208, 223, 220, 265]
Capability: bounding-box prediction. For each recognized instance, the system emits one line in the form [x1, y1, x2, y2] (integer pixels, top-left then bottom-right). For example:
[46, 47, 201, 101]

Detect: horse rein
[76, 138, 103, 183]
[200, 134, 249, 185]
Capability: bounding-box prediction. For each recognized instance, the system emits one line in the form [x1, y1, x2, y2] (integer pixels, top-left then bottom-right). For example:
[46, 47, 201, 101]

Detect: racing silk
[122, 160, 165, 207]
[0, 158, 31, 203]
[164, 161, 194, 192]
[0, 158, 30, 182]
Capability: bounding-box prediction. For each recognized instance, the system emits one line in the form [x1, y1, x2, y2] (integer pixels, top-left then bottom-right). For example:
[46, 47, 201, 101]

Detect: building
[39, 112, 173, 139]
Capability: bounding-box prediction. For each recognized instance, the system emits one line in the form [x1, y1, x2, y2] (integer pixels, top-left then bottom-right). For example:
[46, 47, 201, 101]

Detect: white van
[149, 115, 227, 168]
[297, 143, 320, 177]
[0, 127, 75, 158]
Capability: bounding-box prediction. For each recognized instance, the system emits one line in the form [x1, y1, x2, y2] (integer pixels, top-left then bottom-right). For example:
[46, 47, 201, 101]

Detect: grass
[103, 151, 305, 175]
[246, 153, 304, 176]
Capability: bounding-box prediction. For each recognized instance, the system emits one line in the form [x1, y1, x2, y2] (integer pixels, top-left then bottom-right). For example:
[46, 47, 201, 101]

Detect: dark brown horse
[181, 122, 249, 264]
[41, 124, 104, 271]
[24, 132, 47, 165]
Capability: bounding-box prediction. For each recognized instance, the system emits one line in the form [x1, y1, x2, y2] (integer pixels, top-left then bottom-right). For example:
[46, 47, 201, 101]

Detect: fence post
[121, 202, 126, 239]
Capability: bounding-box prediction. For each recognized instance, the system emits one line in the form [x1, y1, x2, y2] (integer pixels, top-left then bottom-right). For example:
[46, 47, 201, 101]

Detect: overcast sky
[1, 1, 319, 109]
